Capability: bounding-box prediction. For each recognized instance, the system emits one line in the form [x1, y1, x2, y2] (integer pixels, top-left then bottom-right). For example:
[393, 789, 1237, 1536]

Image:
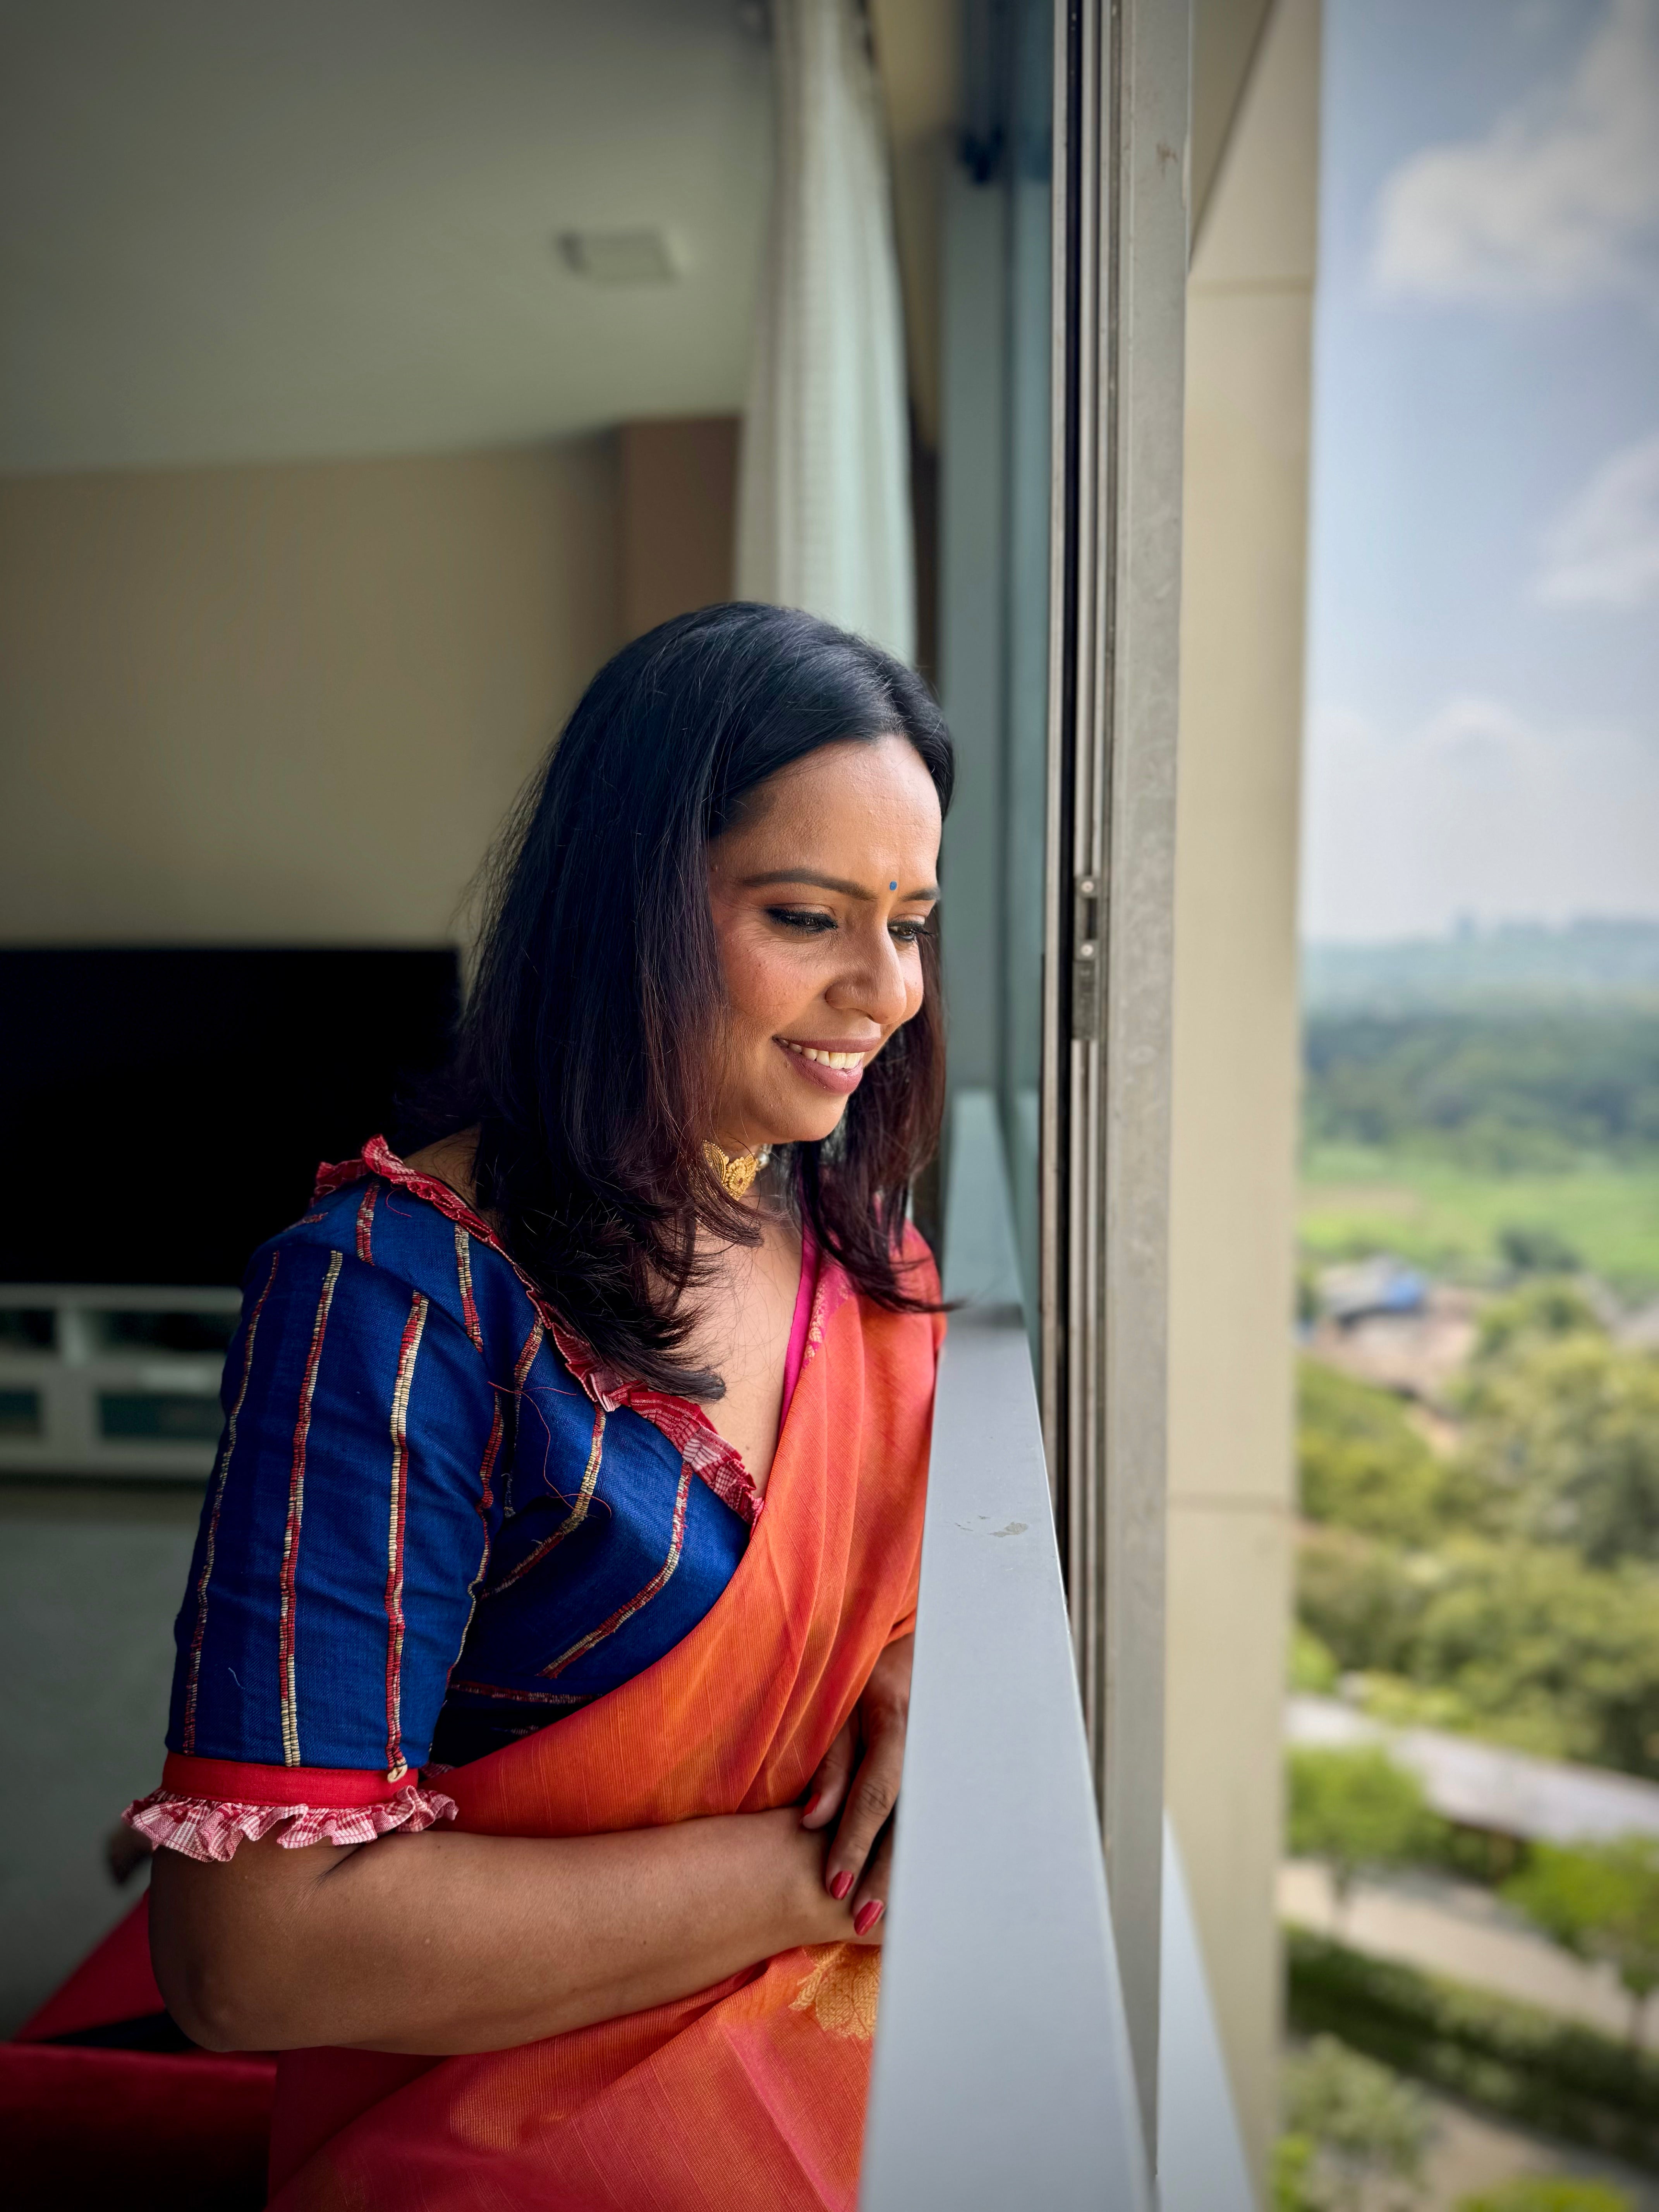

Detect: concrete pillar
[1164, 0, 1321, 2181]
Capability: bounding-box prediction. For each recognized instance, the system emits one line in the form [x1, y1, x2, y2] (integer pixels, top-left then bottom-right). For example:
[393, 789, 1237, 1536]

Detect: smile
[780, 1041, 868, 1070]
[775, 1037, 877, 1095]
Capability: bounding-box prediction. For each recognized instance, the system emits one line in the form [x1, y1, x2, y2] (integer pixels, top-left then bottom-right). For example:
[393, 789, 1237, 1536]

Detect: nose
[823, 915, 914, 1031]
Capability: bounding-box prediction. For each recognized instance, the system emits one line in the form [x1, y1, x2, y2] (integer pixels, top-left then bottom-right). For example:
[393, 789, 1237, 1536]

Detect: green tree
[1406, 1541, 1659, 1776]
[1298, 1360, 1455, 1545]
[1287, 1747, 1439, 1923]
[1456, 2180, 1632, 2211]
[1299, 1527, 1659, 1779]
[1297, 1526, 1430, 1681]
[1274, 2132, 1321, 2212]
[1470, 1280, 1605, 1365]
[1302, 1007, 1659, 1165]
[1497, 1224, 1584, 1278]
[1503, 1836, 1659, 2049]
[1456, 1332, 1659, 1568]
[1281, 2036, 1429, 2212]
[1290, 1624, 1340, 1695]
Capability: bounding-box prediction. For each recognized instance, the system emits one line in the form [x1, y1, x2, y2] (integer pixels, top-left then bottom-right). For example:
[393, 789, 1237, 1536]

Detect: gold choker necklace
[704, 1141, 772, 1200]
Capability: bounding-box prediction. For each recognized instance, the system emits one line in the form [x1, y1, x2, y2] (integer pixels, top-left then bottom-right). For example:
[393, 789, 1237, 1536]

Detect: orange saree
[266, 1236, 942, 2212]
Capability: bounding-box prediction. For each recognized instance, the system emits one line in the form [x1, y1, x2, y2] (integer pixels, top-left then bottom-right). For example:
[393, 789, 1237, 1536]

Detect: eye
[890, 918, 933, 946]
[767, 906, 835, 934]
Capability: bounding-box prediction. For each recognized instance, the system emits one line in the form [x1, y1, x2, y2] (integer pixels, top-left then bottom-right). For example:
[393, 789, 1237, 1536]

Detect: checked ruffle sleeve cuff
[124, 1753, 458, 1864]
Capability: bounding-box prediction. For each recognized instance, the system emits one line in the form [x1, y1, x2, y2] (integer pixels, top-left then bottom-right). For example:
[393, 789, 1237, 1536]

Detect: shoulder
[255, 1134, 532, 1366]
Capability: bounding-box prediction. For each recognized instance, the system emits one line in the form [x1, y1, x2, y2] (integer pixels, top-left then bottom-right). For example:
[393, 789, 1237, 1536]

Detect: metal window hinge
[1072, 874, 1102, 1041]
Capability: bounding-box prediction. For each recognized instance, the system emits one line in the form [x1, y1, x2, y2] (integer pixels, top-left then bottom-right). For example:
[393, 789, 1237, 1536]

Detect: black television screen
[0, 948, 460, 1287]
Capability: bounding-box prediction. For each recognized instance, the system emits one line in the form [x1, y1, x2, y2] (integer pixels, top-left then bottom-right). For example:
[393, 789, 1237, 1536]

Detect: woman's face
[707, 734, 943, 1154]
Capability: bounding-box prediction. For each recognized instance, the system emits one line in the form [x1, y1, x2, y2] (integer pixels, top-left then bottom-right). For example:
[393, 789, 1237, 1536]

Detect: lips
[776, 1036, 877, 1097]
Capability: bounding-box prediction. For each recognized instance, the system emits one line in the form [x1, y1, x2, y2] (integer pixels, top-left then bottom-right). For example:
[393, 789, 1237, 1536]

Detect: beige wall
[0, 440, 621, 945]
[1166, 0, 1320, 2181]
[619, 416, 738, 640]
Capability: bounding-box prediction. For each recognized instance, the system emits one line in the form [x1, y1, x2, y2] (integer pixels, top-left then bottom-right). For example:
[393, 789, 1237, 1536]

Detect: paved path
[1281, 1858, 1658, 2051]
[1288, 1695, 1659, 1846]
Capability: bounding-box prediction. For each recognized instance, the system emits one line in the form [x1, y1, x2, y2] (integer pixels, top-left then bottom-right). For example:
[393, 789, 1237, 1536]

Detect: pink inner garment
[780, 1224, 819, 1417]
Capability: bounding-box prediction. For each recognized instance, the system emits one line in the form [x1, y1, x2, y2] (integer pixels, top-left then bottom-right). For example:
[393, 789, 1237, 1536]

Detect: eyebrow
[741, 869, 940, 902]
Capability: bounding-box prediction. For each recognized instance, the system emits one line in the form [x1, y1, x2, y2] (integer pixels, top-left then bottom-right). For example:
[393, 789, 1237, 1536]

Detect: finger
[800, 1720, 857, 1831]
[850, 1824, 894, 1942]
[824, 1717, 903, 1898]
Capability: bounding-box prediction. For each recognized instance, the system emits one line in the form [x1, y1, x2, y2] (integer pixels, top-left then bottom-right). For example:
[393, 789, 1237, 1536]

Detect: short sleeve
[127, 1237, 501, 1857]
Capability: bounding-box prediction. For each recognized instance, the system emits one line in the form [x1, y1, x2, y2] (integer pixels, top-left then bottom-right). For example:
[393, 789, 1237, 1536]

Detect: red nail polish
[830, 1870, 854, 1901]
[802, 1792, 821, 1820]
[854, 1900, 883, 1936]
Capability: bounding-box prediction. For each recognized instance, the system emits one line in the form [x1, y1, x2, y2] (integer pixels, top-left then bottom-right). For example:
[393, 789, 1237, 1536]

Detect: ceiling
[0, 0, 772, 472]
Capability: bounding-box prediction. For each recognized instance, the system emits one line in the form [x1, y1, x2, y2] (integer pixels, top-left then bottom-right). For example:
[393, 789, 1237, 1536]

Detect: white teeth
[786, 1042, 866, 1070]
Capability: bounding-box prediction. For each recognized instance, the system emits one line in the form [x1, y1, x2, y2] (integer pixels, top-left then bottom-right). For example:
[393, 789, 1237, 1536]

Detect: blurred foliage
[1278, 2035, 1430, 2212]
[1287, 1747, 1441, 1908]
[1471, 1281, 1606, 1363]
[1456, 2181, 1632, 2211]
[1504, 1839, 1659, 2049]
[1303, 1011, 1659, 1169]
[1295, 1286, 1659, 1776]
[1291, 1623, 1341, 1695]
[1296, 1527, 1433, 1681]
[1497, 1224, 1585, 1277]
[1297, 1360, 1466, 1545]
[1274, 2132, 1322, 2212]
[1297, 1527, 1659, 1778]
[1455, 1295, 1659, 1568]
[1285, 1931, 1659, 2173]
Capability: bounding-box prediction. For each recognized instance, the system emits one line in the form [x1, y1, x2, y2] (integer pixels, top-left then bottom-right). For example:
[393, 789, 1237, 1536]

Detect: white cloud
[1535, 430, 1659, 604]
[1371, 0, 1659, 309]
[1301, 693, 1659, 940]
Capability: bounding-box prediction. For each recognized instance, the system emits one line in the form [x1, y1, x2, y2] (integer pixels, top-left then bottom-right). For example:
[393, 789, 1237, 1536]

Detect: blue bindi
[890, 881, 897, 890]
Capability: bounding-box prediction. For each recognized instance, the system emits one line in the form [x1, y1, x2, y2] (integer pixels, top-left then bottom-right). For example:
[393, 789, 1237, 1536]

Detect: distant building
[1308, 1278, 1481, 1413]
[1319, 1256, 1428, 1326]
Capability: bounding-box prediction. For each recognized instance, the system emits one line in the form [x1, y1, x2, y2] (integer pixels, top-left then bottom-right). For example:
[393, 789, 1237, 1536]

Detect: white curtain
[736, 0, 916, 665]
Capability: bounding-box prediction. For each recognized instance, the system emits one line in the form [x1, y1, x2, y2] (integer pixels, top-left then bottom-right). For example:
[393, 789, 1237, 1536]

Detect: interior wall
[1164, 0, 1321, 2182]
[619, 417, 738, 639]
[0, 439, 622, 946]
[0, 1483, 200, 2032]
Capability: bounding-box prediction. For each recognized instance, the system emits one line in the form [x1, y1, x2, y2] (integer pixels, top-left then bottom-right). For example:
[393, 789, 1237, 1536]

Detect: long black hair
[429, 602, 954, 1397]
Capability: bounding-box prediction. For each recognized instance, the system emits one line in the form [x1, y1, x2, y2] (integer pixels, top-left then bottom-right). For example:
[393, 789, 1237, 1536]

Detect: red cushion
[0, 2041, 276, 2210]
[9, 1896, 275, 2208]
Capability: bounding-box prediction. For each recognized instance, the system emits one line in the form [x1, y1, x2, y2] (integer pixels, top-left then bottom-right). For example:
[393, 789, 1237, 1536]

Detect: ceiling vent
[557, 229, 678, 285]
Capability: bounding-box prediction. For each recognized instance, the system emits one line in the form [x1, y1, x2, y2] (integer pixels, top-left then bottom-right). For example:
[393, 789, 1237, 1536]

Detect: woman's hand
[800, 1633, 912, 1940]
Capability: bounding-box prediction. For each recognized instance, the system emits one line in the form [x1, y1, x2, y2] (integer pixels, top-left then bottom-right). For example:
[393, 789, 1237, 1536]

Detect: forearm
[150, 1807, 851, 2055]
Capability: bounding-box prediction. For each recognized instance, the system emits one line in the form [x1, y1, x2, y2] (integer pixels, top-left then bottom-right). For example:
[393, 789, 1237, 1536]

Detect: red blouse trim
[157, 1753, 414, 1807]
[315, 1136, 798, 1529]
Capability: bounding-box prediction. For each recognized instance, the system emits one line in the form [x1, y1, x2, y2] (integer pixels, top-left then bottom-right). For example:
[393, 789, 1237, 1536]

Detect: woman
[129, 603, 953, 2211]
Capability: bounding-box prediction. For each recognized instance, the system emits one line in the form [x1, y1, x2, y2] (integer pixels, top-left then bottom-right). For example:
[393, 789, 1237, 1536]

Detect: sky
[1300, 0, 1659, 943]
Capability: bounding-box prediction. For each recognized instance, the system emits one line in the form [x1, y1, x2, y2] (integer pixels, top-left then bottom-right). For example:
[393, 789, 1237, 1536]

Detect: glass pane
[0, 1309, 54, 1352]
[1000, 0, 1053, 1345]
[0, 1388, 43, 1438]
[93, 1309, 239, 1357]
[97, 1392, 223, 1444]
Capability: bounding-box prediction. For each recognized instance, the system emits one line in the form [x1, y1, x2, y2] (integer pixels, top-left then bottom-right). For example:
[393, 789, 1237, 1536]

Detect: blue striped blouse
[163, 1146, 767, 1788]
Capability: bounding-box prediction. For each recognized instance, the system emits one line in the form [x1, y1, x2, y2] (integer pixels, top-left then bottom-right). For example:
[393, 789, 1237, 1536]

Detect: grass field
[1299, 1145, 1659, 1297]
